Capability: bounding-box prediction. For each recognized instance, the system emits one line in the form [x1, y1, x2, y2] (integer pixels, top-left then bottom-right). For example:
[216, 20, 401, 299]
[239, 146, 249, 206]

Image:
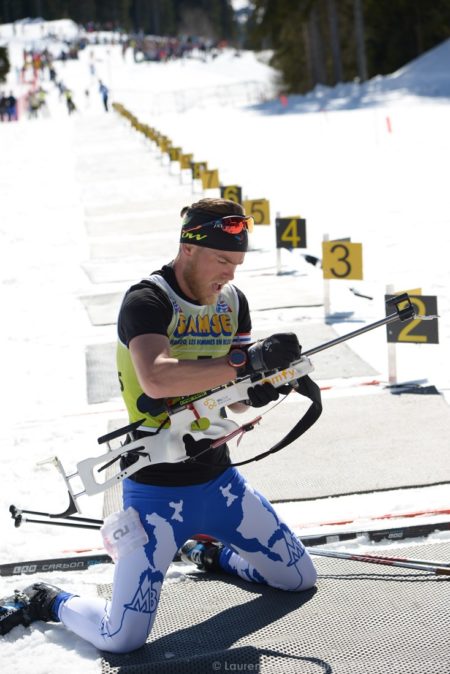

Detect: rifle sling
[190, 374, 322, 468]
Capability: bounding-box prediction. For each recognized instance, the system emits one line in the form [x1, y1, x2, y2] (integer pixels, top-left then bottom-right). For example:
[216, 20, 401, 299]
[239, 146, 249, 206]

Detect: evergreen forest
[1, 0, 450, 93]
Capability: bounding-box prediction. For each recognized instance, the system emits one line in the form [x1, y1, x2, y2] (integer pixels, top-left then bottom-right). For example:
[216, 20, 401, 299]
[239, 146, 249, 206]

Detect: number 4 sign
[276, 217, 307, 249]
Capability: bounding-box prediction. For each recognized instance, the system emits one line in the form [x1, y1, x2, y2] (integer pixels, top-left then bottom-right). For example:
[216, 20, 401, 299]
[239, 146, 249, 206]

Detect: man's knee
[103, 631, 148, 654]
[299, 562, 317, 590]
[276, 559, 317, 592]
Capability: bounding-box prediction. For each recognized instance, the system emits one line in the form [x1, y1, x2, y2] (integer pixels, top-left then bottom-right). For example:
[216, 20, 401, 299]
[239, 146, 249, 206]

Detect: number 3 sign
[322, 240, 363, 280]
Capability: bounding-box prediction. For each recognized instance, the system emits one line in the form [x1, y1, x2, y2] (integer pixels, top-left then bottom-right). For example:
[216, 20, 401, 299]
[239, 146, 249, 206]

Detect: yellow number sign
[158, 136, 171, 153]
[276, 217, 306, 249]
[220, 185, 242, 204]
[322, 241, 363, 280]
[169, 147, 181, 162]
[180, 153, 193, 169]
[191, 161, 208, 180]
[242, 199, 270, 225]
[385, 295, 438, 344]
[201, 169, 220, 189]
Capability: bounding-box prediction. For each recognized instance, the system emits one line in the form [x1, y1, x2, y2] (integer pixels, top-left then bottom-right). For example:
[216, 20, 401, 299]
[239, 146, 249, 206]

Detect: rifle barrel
[303, 311, 400, 358]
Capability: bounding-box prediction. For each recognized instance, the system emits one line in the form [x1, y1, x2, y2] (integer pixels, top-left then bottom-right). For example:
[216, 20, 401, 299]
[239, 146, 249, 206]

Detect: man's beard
[183, 259, 218, 306]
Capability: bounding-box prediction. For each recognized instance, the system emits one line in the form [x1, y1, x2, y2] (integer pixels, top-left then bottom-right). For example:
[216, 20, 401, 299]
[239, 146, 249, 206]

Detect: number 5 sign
[242, 198, 271, 225]
[322, 240, 363, 280]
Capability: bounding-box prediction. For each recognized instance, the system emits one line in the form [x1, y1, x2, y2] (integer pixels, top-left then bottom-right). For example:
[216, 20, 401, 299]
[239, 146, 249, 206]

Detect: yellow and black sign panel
[276, 217, 307, 249]
[201, 169, 220, 189]
[220, 185, 242, 204]
[168, 147, 181, 162]
[385, 295, 438, 344]
[191, 161, 208, 180]
[242, 198, 270, 225]
[180, 153, 193, 169]
[158, 136, 171, 153]
[322, 241, 363, 280]
[146, 126, 157, 141]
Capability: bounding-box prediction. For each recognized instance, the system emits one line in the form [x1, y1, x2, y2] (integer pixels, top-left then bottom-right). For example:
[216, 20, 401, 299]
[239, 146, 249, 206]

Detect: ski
[297, 519, 450, 546]
[0, 553, 113, 577]
[1, 517, 449, 577]
[290, 506, 450, 529]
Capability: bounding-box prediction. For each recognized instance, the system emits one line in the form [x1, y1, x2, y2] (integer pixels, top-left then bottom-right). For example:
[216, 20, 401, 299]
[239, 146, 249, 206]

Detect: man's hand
[247, 382, 292, 408]
[247, 333, 301, 372]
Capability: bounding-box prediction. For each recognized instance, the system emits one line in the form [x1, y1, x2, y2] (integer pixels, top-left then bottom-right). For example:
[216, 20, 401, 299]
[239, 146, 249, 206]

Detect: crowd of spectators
[129, 34, 229, 63]
[1, 28, 232, 122]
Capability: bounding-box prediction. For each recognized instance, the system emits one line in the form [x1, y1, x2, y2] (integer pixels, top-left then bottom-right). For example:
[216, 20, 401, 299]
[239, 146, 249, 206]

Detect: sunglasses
[183, 214, 254, 235]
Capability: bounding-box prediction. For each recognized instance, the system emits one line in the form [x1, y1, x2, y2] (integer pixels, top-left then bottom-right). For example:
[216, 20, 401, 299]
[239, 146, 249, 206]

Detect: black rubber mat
[85, 343, 121, 404]
[99, 540, 450, 673]
[235, 390, 450, 500]
[81, 259, 154, 284]
[80, 293, 123, 326]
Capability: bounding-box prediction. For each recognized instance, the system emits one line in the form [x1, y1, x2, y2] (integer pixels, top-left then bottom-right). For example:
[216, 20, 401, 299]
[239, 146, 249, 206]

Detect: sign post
[322, 237, 363, 318]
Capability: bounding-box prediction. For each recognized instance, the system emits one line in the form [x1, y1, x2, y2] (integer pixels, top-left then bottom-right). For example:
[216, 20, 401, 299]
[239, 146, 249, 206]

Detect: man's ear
[181, 243, 195, 257]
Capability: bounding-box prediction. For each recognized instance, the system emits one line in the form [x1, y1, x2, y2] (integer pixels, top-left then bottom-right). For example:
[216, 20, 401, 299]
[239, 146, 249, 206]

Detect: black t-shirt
[117, 263, 252, 486]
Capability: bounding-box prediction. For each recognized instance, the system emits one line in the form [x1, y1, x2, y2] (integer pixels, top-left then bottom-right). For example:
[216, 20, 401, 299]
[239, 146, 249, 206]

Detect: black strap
[187, 375, 322, 468]
[228, 375, 322, 467]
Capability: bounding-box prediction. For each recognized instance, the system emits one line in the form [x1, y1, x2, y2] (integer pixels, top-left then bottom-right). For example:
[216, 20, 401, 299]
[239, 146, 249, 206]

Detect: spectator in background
[98, 80, 109, 112]
[27, 90, 40, 119]
[0, 92, 6, 121]
[64, 88, 76, 115]
[6, 93, 17, 121]
[1, 92, 18, 121]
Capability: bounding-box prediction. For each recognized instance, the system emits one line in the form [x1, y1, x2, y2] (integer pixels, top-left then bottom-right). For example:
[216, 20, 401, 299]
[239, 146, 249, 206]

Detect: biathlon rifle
[18, 294, 418, 517]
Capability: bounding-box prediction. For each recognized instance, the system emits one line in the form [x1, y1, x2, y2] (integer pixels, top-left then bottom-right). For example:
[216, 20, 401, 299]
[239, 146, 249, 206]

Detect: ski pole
[12, 516, 102, 530]
[308, 548, 450, 575]
[9, 504, 103, 529]
[349, 553, 450, 568]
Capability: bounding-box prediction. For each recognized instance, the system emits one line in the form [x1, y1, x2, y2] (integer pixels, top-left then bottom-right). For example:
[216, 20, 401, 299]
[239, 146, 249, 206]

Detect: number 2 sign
[385, 295, 439, 344]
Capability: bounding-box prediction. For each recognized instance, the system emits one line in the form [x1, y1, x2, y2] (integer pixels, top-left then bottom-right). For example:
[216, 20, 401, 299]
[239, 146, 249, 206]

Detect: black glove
[247, 382, 292, 408]
[247, 333, 301, 372]
[183, 434, 217, 458]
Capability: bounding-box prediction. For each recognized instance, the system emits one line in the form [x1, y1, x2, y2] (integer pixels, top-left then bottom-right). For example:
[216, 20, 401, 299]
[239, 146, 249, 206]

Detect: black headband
[180, 209, 248, 252]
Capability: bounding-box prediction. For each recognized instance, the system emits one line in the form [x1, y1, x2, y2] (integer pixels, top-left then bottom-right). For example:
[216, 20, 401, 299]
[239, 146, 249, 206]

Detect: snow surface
[0, 19, 449, 671]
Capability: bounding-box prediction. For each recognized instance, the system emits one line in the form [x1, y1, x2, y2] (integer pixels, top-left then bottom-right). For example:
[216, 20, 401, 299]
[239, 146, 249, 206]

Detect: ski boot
[179, 538, 224, 572]
[0, 582, 64, 635]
